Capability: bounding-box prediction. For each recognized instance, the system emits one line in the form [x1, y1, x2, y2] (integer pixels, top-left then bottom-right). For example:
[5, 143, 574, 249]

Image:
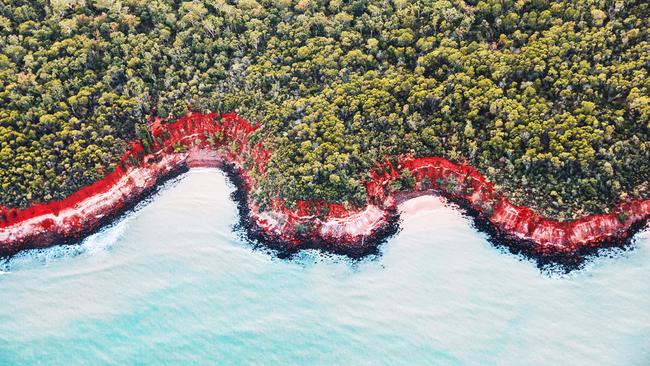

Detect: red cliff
[1, 113, 648, 265]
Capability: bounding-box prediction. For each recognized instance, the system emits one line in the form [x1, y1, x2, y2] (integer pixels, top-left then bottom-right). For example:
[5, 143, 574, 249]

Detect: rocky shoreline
[1, 113, 648, 270]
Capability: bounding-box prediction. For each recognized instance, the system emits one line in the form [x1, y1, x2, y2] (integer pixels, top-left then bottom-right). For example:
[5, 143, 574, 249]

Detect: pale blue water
[1, 169, 649, 365]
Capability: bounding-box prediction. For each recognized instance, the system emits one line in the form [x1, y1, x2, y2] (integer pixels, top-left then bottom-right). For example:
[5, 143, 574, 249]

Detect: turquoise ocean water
[1, 169, 648, 365]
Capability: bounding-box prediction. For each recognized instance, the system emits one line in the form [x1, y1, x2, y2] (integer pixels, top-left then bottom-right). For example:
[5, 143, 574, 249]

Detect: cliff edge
[1, 113, 648, 270]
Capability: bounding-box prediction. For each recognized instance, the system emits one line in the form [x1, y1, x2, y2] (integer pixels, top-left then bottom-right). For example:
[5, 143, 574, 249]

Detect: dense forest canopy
[0, 0, 648, 220]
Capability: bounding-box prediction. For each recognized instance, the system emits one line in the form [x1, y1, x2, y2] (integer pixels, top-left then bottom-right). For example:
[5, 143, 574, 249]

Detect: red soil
[0, 113, 648, 258]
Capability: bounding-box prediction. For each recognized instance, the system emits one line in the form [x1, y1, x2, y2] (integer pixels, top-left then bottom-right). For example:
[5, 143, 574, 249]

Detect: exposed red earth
[1, 113, 648, 268]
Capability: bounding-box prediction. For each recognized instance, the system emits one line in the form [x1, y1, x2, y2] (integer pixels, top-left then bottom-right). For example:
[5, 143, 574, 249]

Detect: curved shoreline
[1, 113, 648, 270]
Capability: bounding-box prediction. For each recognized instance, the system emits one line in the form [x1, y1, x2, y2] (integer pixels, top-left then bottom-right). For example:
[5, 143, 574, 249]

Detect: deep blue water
[1, 169, 648, 365]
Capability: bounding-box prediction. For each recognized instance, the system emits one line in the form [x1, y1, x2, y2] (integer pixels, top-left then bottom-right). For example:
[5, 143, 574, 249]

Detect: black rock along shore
[2, 162, 646, 274]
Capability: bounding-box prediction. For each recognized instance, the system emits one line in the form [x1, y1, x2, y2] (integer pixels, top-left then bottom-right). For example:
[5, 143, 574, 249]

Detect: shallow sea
[1, 169, 648, 365]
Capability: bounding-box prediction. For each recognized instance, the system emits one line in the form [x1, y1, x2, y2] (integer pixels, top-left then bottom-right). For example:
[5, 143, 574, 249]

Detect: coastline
[1, 112, 648, 270]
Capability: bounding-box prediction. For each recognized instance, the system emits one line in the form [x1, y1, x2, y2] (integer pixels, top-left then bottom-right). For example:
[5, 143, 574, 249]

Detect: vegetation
[1, 0, 648, 219]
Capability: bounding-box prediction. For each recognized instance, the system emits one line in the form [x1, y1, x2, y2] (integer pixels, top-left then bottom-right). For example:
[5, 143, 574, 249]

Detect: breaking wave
[0, 218, 129, 272]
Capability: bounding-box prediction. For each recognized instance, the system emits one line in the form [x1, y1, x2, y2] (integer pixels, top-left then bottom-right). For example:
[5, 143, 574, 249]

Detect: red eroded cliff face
[0, 113, 648, 261]
[368, 156, 649, 254]
[0, 113, 263, 256]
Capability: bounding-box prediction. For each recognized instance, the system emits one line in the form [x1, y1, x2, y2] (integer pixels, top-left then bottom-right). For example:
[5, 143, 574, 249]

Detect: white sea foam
[0, 172, 192, 273]
[0, 218, 129, 272]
